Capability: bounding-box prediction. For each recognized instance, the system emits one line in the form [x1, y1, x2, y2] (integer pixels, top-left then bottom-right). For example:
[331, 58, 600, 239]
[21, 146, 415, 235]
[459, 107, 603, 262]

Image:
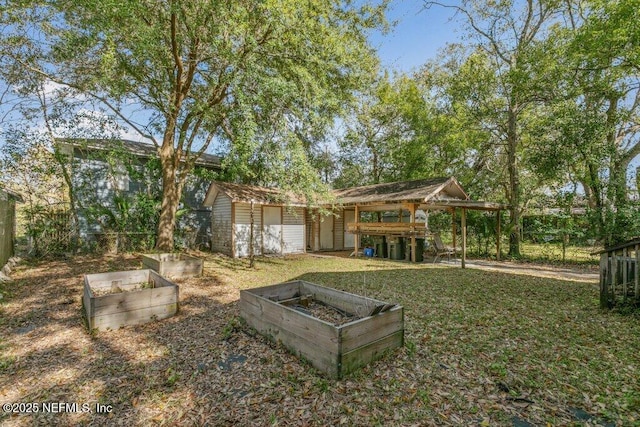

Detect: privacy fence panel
[0, 193, 17, 267]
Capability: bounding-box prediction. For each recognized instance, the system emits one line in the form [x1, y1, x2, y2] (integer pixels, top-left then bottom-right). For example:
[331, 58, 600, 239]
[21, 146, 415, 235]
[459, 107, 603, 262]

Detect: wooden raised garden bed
[239, 280, 404, 379]
[83, 269, 179, 331]
[142, 253, 203, 278]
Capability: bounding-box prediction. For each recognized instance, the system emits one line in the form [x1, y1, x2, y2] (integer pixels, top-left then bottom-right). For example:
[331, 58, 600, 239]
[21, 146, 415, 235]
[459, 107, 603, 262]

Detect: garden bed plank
[339, 306, 404, 353]
[240, 305, 340, 378]
[341, 331, 405, 375]
[142, 253, 203, 278]
[91, 304, 178, 331]
[240, 280, 403, 378]
[84, 269, 179, 331]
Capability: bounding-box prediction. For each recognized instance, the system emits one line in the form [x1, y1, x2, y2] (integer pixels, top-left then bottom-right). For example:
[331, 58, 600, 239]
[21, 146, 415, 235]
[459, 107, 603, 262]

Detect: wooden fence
[0, 192, 18, 267]
[597, 239, 640, 309]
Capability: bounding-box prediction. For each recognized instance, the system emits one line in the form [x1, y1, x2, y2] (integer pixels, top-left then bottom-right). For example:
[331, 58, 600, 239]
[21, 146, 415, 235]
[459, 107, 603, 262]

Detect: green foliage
[0, 126, 73, 255]
[77, 145, 161, 251]
[336, 72, 464, 188]
[1, 0, 388, 250]
[524, 0, 640, 246]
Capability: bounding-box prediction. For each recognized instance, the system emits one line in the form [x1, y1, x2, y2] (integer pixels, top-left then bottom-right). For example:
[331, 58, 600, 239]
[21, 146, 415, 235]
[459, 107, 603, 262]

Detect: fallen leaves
[0, 252, 638, 426]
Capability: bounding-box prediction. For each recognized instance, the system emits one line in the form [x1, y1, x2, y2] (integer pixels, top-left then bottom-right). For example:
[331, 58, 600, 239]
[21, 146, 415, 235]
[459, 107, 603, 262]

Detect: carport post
[461, 208, 467, 269]
[496, 209, 501, 261]
[451, 208, 457, 254]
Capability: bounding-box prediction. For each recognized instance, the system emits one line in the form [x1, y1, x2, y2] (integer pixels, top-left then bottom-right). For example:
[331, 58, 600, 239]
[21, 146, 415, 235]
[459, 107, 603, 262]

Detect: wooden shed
[204, 177, 505, 265]
[203, 182, 307, 258]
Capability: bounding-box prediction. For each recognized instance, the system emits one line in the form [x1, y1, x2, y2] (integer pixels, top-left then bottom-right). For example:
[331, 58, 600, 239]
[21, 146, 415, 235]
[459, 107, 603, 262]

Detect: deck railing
[598, 239, 640, 309]
[345, 222, 429, 237]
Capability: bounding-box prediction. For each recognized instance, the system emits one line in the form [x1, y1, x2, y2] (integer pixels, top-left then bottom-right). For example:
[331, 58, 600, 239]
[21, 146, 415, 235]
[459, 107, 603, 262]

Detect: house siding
[283, 207, 305, 254]
[65, 143, 216, 249]
[211, 194, 233, 256]
[234, 202, 263, 258]
[177, 173, 213, 248]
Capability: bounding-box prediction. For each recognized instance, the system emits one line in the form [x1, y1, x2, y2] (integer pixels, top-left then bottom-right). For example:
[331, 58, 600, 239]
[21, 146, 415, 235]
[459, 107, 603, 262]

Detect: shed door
[263, 206, 282, 254]
[343, 210, 355, 248]
[320, 214, 334, 250]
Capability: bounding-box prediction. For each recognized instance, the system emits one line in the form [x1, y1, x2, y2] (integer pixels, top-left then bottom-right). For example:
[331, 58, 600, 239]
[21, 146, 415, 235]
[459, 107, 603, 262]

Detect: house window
[111, 163, 129, 192]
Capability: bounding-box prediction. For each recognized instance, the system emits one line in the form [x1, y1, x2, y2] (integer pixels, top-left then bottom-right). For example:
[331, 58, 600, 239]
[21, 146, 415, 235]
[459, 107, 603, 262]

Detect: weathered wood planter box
[83, 269, 179, 331]
[239, 280, 404, 379]
[142, 253, 203, 278]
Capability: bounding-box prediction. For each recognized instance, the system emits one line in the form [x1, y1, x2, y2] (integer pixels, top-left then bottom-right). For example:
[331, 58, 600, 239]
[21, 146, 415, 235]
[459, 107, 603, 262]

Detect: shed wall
[234, 202, 263, 257]
[334, 209, 344, 250]
[283, 207, 306, 254]
[211, 194, 233, 256]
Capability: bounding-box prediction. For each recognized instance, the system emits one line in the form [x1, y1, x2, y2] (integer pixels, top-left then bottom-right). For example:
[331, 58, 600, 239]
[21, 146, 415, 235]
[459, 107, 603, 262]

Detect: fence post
[599, 252, 609, 309]
[623, 247, 628, 301]
[636, 244, 639, 300]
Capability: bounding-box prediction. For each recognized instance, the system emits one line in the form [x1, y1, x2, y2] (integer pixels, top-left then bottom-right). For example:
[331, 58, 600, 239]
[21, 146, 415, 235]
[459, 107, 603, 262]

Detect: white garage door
[263, 206, 282, 254]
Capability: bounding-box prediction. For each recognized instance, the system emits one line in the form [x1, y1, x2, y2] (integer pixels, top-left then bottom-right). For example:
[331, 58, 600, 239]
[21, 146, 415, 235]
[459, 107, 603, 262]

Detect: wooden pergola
[334, 177, 507, 268]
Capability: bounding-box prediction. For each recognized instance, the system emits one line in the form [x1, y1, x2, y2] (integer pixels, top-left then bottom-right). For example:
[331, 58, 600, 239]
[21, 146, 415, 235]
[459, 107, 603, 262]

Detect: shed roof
[203, 176, 507, 211]
[203, 181, 307, 207]
[333, 177, 468, 205]
[57, 138, 222, 169]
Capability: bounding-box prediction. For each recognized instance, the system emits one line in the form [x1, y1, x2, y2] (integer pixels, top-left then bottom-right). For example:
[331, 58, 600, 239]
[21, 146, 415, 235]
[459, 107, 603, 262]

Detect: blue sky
[369, 1, 461, 72]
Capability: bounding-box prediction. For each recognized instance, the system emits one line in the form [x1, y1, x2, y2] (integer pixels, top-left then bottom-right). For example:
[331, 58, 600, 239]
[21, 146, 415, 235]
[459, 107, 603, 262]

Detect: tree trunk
[607, 96, 627, 208]
[507, 102, 521, 257]
[156, 139, 182, 252]
[372, 150, 379, 184]
[53, 148, 81, 252]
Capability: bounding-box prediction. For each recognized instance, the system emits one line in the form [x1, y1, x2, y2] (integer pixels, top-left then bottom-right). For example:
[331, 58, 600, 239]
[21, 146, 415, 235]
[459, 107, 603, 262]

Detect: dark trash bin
[389, 237, 405, 260]
[373, 236, 387, 258]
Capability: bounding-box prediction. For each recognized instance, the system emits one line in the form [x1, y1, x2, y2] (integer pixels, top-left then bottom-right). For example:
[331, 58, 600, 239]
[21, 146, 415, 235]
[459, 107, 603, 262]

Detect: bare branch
[425, 1, 512, 64]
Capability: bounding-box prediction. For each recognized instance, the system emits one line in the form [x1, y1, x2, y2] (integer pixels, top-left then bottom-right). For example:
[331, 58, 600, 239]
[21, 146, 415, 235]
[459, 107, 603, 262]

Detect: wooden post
[600, 253, 609, 309]
[231, 203, 236, 258]
[310, 209, 315, 251]
[354, 205, 360, 257]
[249, 200, 255, 268]
[410, 204, 416, 263]
[611, 250, 617, 302]
[461, 208, 467, 269]
[451, 208, 457, 254]
[635, 245, 640, 302]
[623, 247, 628, 301]
[496, 209, 501, 261]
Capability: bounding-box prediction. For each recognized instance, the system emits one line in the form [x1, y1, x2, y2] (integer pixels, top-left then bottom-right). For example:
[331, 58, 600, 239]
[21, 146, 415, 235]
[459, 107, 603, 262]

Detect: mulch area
[0, 254, 377, 426]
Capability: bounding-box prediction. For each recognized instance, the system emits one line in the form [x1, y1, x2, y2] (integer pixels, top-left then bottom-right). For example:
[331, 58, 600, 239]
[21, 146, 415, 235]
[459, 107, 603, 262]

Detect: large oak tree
[1, 0, 385, 250]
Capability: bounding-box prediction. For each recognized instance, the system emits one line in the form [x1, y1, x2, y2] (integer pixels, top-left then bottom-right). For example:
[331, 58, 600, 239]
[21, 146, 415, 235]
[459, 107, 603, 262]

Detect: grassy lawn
[519, 242, 600, 265]
[0, 253, 638, 426]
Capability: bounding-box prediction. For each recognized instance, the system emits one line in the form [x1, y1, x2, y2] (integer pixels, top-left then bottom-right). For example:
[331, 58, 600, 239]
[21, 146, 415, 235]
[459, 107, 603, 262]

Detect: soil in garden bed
[281, 296, 360, 326]
[91, 280, 155, 296]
